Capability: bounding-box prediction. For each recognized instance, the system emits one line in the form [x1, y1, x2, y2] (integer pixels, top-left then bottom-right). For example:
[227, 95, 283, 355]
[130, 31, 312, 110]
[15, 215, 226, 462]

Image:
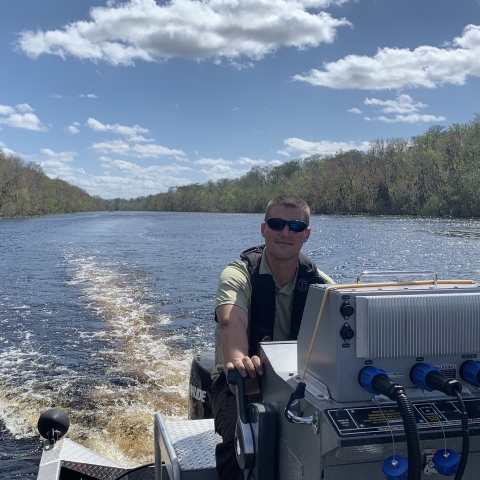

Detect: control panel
[326, 397, 480, 446]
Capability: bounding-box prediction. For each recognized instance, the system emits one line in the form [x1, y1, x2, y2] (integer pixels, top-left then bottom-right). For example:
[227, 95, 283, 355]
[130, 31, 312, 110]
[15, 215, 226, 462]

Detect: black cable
[114, 462, 155, 479]
[371, 375, 422, 480]
[394, 391, 422, 480]
[454, 391, 470, 480]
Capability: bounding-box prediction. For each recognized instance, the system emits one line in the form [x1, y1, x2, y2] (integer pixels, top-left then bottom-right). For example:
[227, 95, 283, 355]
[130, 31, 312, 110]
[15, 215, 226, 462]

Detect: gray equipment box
[297, 282, 480, 402]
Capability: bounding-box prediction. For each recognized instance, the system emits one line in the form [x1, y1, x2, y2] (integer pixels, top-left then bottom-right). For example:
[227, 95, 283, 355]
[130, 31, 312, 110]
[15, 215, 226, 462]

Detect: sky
[1, 0, 480, 199]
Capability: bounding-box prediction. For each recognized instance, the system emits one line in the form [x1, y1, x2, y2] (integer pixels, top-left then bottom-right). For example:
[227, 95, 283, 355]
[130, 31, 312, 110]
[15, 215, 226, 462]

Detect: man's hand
[217, 304, 264, 395]
[226, 355, 263, 395]
[226, 355, 263, 379]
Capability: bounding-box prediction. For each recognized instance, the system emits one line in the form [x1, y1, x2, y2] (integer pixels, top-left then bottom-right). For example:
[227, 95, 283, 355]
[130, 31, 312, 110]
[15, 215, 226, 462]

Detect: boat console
[255, 278, 480, 479]
[179, 274, 480, 479]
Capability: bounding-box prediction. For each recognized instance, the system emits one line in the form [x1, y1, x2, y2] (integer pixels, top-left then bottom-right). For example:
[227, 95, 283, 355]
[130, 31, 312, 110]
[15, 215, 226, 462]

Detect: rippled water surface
[1, 211, 480, 478]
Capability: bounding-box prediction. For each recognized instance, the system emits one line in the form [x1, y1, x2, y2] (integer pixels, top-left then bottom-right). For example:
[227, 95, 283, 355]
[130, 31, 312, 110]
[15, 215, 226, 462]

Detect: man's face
[261, 206, 311, 262]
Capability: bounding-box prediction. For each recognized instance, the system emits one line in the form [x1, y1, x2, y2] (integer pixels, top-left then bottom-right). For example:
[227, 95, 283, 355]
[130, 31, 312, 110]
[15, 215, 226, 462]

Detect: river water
[1, 211, 480, 478]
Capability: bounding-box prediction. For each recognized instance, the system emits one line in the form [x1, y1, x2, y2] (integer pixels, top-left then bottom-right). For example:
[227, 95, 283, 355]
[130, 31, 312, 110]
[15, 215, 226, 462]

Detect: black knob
[340, 323, 355, 342]
[340, 301, 354, 318]
[335, 408, 348, 418]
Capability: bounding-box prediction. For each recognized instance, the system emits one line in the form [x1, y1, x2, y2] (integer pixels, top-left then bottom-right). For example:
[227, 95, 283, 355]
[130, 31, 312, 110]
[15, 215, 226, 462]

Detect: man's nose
[279, 223, 291, 234]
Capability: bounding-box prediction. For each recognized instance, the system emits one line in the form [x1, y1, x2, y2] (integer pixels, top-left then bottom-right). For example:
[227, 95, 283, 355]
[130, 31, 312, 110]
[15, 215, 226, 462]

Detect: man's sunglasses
[266, 218, 308, 233]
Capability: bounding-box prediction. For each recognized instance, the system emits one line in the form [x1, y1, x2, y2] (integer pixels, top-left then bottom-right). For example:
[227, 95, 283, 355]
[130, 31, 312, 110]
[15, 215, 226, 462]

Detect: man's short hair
[264, 194, 310, 225]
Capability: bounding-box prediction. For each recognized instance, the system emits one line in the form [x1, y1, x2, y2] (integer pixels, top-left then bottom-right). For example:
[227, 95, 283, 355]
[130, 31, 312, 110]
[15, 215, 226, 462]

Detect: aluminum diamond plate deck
[39, 438, 125, 467]
[61, 461, 128, 480]
[37, 438, 130, 480]
[165, 419, 221, 472]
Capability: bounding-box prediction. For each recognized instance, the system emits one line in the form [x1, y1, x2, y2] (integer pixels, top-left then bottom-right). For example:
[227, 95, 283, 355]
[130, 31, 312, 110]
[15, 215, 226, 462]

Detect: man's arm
[216, 303, 263, 395]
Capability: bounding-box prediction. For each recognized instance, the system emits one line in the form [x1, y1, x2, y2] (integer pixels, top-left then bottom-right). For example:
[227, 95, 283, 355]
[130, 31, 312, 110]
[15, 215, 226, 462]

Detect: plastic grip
[358, 366, 389, 395]
[461, 360, 480, 388]
[410, 363, 441, 392]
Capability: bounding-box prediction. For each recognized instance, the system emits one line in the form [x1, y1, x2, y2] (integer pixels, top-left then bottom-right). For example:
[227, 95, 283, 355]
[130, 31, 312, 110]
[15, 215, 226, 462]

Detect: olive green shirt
[212, 248, 333, 380]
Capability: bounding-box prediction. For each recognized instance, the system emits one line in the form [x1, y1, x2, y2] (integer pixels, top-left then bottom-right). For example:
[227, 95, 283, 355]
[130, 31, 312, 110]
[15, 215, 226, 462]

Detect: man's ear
[304, 227, 311, 242]
[260, 222, 266, 238]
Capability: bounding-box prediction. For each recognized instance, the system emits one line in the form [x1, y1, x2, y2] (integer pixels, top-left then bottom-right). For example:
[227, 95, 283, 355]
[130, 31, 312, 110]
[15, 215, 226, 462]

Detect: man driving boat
[208, 194, 334, 480]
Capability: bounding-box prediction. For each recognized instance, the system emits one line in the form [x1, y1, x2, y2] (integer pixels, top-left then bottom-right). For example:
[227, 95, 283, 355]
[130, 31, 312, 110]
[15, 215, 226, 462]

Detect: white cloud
[0, 104, 16, 116]
[268, 159, 283, 167]
[75, 173, 193, 199]
[238, 157, 265, 165]
[363, 94, 445, 123]
[199, 163, 251, 181]
[364, 94, 427, 114]
[348, 107, 361, 114]
[39, 149, 83, 178]
[229, 60, 255, 70]
[0, 142, 19, 157]
[91, 139, 131, 156]
[194, 156, 265, 167]
[126, 135, 154, 143]
[91, 138, 185, 158]
[79, 93, 98, 98]
[277, 150, 291, 157]
[283, 137, 371, 156]
[1, 147, 19, 156]
[40, 148, 77, 163]
[16, 103, 34, 113]
[0, 113, 47, 131]
[0, 103, 46, 131]
[376, 114, 446, 124]
[194, 155, 267, 180]
[100, 157, 139, 172]
[84, 156, 194, 197]
[294, 24, 480, 90]
[132, 143, 185, 157]
[16, 0, 351, 66]
[35, 150, 193, 198]
[68, 124, 80, 134]
[100, 156, 192, 176]
[194, 158, 234, 166]
[87, 117, 149, 137]
[51, 93, 63, 98]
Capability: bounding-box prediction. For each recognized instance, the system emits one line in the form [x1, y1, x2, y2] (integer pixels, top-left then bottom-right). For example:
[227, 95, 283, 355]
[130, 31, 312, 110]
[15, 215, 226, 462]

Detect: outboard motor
[188, 351, 215, 420]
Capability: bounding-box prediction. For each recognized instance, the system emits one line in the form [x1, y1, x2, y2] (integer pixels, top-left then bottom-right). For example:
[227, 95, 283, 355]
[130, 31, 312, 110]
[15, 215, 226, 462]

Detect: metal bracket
[284, 407, 320, 435]
[423, 449, 438, 475]
[357, 270, 437, 284]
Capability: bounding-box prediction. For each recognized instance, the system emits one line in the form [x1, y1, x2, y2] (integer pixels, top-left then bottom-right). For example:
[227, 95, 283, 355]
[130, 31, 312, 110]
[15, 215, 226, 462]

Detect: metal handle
[356, 270, 437, 285]
[226, 368, 249, 424]
[285, 408, 319, 434]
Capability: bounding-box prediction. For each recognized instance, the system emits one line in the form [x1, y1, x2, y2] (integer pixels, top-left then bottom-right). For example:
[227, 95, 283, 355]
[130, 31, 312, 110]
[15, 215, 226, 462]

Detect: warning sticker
[435, 364, 457, 379]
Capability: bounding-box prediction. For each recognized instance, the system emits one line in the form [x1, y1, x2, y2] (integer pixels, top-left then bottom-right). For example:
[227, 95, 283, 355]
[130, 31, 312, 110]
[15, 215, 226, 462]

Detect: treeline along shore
[3, 115, 480, 219]
[108, 115, 480, 218]
[0, 151, 104, 218]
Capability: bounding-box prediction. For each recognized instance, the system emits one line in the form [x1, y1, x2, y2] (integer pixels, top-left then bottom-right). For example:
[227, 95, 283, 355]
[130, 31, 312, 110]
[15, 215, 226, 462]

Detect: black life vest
[240, 245, 328, 357]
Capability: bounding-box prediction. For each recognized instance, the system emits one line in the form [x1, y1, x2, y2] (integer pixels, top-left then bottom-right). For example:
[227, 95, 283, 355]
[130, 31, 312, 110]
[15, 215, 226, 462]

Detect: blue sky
[1, 0, 479, 199]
